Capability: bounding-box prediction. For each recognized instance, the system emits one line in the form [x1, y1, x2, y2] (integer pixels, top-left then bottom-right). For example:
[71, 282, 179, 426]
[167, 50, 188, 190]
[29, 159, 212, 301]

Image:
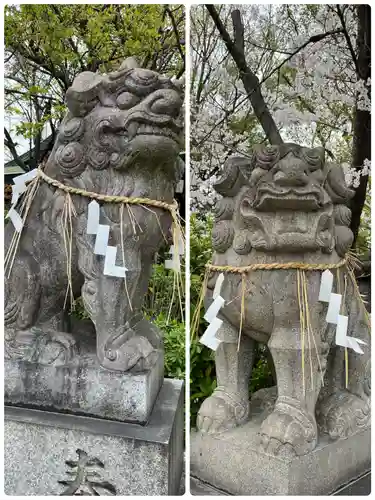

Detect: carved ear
[333, 204, 352, 227]
[214, 156, 252, 197]
[335, 225, 354, 256]
[172, 75, 185, 91]
[324, 163, 355, 204]
[65, 72, 103, 117]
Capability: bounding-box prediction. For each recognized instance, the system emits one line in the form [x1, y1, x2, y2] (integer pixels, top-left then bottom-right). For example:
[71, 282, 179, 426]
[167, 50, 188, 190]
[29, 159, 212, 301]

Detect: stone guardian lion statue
[197, 143, 370, 456]
[5, 58, 183, 373]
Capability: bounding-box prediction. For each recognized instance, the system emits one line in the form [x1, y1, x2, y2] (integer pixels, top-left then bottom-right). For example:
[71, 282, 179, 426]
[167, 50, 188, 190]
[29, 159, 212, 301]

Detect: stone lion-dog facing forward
[197, 143, 370, 456]
[5, 58, 183, 373]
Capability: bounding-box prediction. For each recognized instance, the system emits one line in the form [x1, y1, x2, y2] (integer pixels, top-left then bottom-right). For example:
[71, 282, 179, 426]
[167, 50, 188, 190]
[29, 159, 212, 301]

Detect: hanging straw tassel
[120, 204, 133, 312]
[302, 271, 324, 387]
[237, 273, 246, 352]
[297, 269, 306, 396]
[190, 267, 209, 341]
[175, 221, 185, 322]
[336, 268, 349, 389]
[163, 199, 185, 324]
[301, 270, 314, 391]
[5, 176, 41, 277]
[61, 193, 77, 311]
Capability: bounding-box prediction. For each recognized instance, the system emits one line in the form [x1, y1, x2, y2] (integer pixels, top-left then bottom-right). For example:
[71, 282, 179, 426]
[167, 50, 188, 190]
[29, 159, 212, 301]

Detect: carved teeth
[127, 121, 180, 143]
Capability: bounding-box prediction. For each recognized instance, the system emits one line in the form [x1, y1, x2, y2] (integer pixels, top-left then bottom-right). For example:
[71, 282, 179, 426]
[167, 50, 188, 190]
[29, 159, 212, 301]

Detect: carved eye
[123, 69, 160, 96]
[116, 92, 140, 110]
[253, 145, 280, 169]
[133, 69, 158, 85]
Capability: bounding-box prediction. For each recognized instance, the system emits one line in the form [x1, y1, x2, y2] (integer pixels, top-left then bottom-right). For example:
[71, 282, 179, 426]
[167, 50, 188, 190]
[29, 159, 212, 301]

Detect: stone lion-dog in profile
[197, 143, 370, 456]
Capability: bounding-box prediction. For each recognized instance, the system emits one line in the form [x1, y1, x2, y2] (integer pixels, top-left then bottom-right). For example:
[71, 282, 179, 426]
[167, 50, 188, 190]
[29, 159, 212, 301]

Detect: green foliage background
[5, 4, 185, 167]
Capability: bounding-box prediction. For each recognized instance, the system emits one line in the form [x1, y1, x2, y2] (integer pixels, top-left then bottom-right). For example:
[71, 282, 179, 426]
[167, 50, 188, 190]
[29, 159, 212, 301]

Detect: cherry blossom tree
[190, 4, 370, 250]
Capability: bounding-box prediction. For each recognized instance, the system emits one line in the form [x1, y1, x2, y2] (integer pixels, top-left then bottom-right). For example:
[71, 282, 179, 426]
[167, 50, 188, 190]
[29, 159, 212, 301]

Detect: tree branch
[4, 127, 28, 170]
[231, 10, 244, 53]
[336, 4, 360, 75]
[5, 88, 61, 103]
[198, 7, 344, 148]
[50, 5, 86, 72]
[165, 7, 185, 76]
[206, 5, 283, 144]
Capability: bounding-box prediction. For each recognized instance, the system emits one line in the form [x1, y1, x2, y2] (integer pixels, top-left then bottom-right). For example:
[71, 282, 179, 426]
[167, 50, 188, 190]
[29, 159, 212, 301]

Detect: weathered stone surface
[5, 58, 184, 374]
[193, 144, 371, 494]
[190, 472, 372, 496]
[190, 476, 227, 496]
[5, 378, 184, 496]
[5, 346, 163, 423]
[191, 392, 371, 495]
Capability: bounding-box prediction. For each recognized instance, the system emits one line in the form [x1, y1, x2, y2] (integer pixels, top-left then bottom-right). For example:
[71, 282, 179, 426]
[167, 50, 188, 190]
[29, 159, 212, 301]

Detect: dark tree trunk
[350, 5, 371, 244]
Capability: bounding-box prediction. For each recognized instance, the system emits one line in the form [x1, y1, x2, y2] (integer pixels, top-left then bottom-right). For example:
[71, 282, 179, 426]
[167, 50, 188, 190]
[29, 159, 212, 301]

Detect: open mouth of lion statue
[254, 184, 324, 211]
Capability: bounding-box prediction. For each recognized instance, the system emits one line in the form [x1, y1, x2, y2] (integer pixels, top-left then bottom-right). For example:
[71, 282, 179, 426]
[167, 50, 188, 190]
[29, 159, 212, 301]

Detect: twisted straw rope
[206, 258, 347, 273]
[37, 168, 178, 212]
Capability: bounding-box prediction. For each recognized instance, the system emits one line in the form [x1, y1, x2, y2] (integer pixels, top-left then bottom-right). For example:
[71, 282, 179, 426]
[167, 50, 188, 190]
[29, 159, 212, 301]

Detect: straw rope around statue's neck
[206, 259, 348, 273]
[37, 168, 179, 213]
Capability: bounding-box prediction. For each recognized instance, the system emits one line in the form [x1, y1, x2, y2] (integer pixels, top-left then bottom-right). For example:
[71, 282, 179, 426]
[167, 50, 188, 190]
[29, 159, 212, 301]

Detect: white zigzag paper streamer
[200, 275, 226, 351]
[318, 269, 366, 354]
[87, 200, 127, 277]
[213, 273, 224, 299]
[165, 228, 184, 272]
[11, 169, 38, 205]
[7, 206, 23, 232]
[104, 246, 128, 277]
[6, 169, 38, 232]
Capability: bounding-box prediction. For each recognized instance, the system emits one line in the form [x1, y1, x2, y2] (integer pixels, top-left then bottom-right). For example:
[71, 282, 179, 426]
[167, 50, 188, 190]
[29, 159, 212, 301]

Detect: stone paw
[259, 398, 317, 456]
[196, 388, 249, 435]
[100, 335, 157, 372]
[36, 330, 77, 366]
[317, 391, 370, 440]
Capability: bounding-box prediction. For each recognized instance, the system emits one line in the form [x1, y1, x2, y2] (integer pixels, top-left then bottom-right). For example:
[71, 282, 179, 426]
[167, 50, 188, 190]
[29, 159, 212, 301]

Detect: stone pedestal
[5, 349, 164, 424]
[5, 378, 184, 496]
[191, 415, 371, 496]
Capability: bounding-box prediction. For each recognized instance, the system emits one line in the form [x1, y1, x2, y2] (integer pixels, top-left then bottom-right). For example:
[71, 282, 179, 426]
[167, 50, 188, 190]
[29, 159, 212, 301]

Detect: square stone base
[190, 423, 371, 495]
[5, 349, 164, 424]
[5, 378, 184, 496]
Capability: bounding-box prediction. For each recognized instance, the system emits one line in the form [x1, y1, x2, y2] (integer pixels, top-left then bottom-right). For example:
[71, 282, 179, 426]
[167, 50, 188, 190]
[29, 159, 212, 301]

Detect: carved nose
[274, 167, 309, 187]
[149, 89, 182, 118]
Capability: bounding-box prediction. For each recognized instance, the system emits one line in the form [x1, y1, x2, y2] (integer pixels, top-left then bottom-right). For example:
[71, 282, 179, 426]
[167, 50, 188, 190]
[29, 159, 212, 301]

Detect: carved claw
[317, 391, 370, 440]
[196, 415, 213, 434]
[196, 390, 249, 435]
[259, 399, 317, 456]
[31, 329, 77, 366]
[98, 335, 158, 372]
